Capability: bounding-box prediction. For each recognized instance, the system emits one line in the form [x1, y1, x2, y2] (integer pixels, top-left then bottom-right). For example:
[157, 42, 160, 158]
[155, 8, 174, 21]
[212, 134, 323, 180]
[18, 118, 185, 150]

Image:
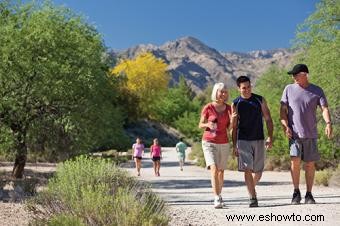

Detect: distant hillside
[113, 36, 296, 94]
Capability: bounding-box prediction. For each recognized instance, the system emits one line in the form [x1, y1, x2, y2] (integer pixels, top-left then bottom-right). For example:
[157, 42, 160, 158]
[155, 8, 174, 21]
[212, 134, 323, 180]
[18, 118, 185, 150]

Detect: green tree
[0, 1, 127, 178]
[293, 0, 340, 159]
[152, 76, 194, 124]
[254, 66, 292, 157]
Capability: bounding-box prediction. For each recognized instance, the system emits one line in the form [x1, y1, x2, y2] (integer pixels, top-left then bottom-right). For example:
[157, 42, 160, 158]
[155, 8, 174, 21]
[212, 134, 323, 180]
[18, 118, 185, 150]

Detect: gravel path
[123, 147, 340, 226]
[1, 151, 339, 226]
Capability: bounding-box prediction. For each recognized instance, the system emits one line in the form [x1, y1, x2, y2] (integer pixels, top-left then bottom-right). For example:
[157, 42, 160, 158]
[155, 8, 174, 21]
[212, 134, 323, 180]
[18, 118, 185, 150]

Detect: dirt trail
[123, 147, 340, 226]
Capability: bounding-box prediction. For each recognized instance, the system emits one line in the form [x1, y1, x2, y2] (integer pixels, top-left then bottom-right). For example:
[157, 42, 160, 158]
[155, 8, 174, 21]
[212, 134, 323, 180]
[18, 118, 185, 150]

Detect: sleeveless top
[233, 93, 264, 140]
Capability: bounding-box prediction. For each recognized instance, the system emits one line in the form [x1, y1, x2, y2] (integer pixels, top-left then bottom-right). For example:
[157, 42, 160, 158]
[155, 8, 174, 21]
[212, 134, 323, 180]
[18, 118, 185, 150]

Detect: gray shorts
[289, 138, 320, 162]
[202, 141, 230, 170]
[237, 140, 265, 173]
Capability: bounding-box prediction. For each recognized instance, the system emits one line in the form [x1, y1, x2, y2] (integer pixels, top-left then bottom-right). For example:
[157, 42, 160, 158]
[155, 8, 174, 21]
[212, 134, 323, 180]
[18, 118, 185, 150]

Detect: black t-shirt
[233, 93, 264, 140]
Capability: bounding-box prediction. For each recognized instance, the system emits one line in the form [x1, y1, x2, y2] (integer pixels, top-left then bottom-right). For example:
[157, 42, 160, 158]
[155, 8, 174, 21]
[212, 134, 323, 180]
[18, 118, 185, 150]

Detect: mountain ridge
[113, 36, 296, 93]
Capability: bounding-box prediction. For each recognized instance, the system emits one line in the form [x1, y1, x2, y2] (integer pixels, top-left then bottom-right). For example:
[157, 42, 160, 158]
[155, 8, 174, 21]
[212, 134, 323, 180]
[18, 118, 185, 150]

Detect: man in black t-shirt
[231, 76, 273, 207]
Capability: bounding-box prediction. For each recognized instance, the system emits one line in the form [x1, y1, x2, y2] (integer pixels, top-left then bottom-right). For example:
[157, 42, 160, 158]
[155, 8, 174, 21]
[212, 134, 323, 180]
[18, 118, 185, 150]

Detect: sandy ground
[123, 147, 340, 226]
[0, 162, 56, 226]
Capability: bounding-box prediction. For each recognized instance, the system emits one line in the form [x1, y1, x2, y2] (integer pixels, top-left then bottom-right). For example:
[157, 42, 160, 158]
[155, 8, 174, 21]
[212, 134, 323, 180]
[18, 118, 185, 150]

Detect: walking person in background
[231, 76, 273, 208]
[199, 82, 232, 209]
[132, 137, 144, 176]
[150, 138, 162, 176]
[280, 64, 332, 204]
[175, 137, 188, 171]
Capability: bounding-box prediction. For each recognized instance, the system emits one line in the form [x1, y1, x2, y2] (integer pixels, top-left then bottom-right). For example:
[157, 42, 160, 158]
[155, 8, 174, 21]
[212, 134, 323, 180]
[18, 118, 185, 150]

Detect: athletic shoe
[305, 192, 316, 204]
[219, 195, 224, 207]
[249, 197, 258, 207]
[291, 190, 301, 205]
[214, 196, 222, 208]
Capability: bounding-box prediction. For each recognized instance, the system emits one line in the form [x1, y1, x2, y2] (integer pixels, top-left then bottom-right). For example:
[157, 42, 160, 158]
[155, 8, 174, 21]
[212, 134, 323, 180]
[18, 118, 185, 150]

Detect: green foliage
[152, 76, 194, 124]
[0, 1, 129, 162]
[37, 214, 86, 226]
[174, 111, 202, 141]
[254, 66, 292, 157]
[314, 169, 333, 186]
[26, 156, 169, 226]
[226, 157, 238, 171]
[188, 142, 206, 167]
[293, 0, 340, 159]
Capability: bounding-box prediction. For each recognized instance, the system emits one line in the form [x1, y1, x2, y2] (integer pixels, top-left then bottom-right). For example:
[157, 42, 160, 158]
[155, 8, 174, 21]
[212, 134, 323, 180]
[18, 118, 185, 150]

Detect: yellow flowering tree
[111, 52, 170, 118]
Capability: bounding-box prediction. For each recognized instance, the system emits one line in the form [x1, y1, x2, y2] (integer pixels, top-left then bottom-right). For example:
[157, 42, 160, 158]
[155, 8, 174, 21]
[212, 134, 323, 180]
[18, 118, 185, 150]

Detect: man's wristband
[326, 122, 332, 125]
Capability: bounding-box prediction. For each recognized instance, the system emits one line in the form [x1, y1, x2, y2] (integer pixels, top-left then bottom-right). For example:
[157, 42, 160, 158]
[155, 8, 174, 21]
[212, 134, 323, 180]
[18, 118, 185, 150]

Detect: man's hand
[325, 124, 333, 139]
[265, 137, 273, 150]
[284, 127, 292, 139]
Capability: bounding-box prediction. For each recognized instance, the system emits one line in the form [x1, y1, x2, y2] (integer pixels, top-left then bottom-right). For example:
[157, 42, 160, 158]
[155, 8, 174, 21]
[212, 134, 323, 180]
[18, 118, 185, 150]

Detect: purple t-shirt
[280, 83, 328, 139]
[132, 143, 144, 157]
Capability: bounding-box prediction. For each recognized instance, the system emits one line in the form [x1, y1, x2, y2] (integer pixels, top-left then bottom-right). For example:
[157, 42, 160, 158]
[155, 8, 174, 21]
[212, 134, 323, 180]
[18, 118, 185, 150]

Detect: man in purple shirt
[280, 64, 333, 205]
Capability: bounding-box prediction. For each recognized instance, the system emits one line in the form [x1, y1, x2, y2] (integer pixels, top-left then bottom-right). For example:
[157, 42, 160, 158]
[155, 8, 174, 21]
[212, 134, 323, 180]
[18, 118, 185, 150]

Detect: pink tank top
[151, 145, 161, 157]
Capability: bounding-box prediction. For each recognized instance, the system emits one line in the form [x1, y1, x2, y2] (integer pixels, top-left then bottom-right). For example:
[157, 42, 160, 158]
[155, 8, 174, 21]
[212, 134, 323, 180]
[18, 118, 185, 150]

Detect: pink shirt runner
[150, 145, 161, 157]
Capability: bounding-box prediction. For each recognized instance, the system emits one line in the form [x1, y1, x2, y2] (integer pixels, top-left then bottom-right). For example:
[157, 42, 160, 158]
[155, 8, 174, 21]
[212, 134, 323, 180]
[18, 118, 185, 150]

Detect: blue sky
[50, 0, 319, 52]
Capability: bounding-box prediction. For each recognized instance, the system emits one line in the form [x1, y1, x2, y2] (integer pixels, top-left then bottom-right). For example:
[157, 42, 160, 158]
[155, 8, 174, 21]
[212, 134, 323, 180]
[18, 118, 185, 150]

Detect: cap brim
[287, 71, 294, 75]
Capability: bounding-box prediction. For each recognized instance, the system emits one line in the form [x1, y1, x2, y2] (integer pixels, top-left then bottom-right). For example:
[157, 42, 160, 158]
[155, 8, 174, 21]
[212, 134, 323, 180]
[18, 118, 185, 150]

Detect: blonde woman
[199, 82, 231, 208]
[150, 138, 162, 176]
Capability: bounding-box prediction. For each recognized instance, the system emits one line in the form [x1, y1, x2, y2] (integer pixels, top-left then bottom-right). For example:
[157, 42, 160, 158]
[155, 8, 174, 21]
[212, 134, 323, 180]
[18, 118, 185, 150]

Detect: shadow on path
[150, 179, 291, 189]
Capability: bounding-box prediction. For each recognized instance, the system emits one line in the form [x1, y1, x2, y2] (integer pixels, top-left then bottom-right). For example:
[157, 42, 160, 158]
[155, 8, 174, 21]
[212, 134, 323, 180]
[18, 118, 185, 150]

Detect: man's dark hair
[236, 76, 251, 87]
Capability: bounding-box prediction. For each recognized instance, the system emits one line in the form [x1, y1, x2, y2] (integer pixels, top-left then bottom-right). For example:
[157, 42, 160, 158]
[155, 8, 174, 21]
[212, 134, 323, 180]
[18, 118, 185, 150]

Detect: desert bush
[264, 155, 291, 171]
[188, 142, 206, 167]
[314, 169, 333, 186]
[226, 157, 238, 171]
[31, 214, 86, 226]
[26, 156, 169, 226]
[329, 164, 340, 187]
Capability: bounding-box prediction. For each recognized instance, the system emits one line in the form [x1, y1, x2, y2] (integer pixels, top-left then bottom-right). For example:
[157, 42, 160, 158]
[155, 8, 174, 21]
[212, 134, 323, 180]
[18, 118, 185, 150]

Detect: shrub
[314, 169, 333, 186]
[188, 142, 206, 167]
[26, 156, 169, 225]
[226, 157, 238, 171]
[329, 164, 340, 187]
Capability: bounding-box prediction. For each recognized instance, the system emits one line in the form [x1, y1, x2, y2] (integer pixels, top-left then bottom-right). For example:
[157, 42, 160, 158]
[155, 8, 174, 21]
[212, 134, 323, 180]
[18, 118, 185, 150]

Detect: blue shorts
[289, 138, 320, 162]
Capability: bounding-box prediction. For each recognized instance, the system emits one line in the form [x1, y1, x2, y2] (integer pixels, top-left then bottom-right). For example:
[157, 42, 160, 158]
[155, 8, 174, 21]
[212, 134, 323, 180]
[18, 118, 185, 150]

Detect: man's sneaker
[291, 190, 301, 205]
[249, 197, 258, 208]
[305, 192, 316, 204]
[214, 196, 222, 209]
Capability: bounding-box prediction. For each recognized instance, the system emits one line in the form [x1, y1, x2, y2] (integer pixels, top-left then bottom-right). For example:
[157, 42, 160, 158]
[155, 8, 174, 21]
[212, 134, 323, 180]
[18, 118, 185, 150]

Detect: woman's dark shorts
[152, 156, 161, 161]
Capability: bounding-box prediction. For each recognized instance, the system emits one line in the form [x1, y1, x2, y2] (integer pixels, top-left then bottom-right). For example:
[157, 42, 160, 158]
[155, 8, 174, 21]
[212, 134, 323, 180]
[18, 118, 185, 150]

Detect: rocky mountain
[115, 36, 296, 94]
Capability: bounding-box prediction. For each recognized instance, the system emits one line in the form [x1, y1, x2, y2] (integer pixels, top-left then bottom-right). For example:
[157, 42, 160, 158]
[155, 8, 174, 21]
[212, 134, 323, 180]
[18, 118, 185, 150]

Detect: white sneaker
[214, 196, 222, 208]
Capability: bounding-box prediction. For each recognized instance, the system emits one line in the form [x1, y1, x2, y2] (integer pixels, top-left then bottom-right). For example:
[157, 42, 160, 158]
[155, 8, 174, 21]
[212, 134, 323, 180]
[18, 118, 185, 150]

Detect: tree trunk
[12, 153, 27, 178]
[12, 131, 27, 179]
